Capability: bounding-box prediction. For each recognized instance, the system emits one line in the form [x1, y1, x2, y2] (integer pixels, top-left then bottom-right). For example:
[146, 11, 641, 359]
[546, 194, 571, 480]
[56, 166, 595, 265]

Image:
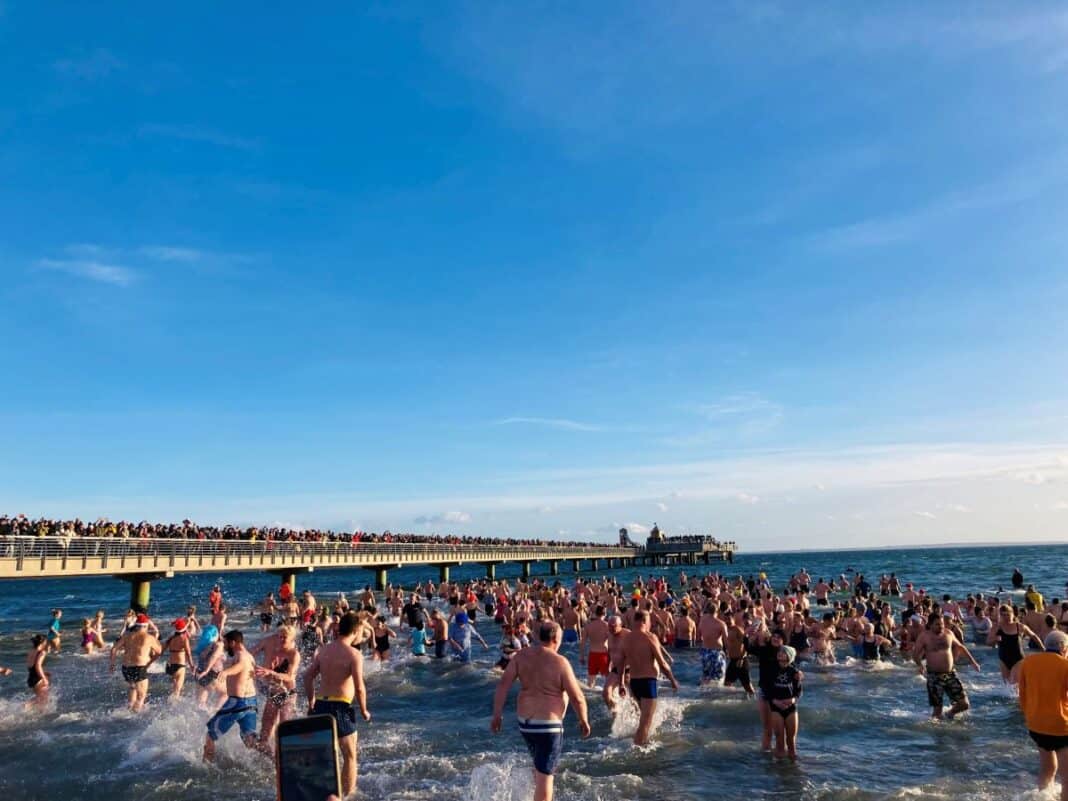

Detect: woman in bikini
[160, 618, 194, 698]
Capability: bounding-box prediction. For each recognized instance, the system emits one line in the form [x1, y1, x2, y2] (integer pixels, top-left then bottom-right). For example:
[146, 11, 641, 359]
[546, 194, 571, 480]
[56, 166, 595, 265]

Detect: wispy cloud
[139, 123, 260, 151]
[493, 416, 605, 432]
[37, 258, 135, 287]
[655, 501, 669, 512]
[913, 510, 937, 519]
[414, 510, 471, 526]
[809, 156, 1068, 252]
[663, 392, 783, 447]
[735, 492, 761, 505]
[53, 48, 123, 81]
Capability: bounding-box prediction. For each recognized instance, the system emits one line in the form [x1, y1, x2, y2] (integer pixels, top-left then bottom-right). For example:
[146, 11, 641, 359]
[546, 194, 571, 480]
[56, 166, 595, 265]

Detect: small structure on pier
[620, 524, 735, 566]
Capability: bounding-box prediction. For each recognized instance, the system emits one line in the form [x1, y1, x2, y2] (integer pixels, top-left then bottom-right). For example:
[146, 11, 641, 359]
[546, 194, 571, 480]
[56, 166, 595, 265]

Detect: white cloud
[413, 511, 471, 526]
[493, 416, 604, 432]
[1017, 471, 1049, 485]
[37, 258, 134, 287]
[655, 502, 669, 512]
[735, 492, 761, 505]
[809, 156, 1068, 252]
[945, 503, 970, 513]
[913, 511, 937, 519]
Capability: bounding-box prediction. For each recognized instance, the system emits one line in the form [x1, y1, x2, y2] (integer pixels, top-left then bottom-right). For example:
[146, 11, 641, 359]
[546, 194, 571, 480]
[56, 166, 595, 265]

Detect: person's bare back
[119, 629, 162, 667]
[699, 612, 726, 650]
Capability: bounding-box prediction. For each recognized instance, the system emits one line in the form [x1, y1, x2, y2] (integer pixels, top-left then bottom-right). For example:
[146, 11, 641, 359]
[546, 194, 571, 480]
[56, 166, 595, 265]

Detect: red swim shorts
[588, 652, 610, 676]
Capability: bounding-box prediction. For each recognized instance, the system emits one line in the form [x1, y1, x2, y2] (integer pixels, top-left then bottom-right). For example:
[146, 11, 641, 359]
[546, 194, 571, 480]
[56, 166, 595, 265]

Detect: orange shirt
[1018, 652, 1068, 735]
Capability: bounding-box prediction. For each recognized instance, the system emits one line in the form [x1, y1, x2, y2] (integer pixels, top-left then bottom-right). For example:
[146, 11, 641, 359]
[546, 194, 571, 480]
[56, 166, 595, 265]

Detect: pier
[620, 526, 736, 567]
[0, 535, 637, 608]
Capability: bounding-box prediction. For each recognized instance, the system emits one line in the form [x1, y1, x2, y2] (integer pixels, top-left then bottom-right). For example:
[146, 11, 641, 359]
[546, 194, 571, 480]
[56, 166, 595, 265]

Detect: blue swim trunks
[562, 629, 579, 645]
[629, 677, 658, 700]
[518, 718, 564, 775]
[206, 696, 258, 741]
[312, 698, 358, 738]
[700, 648, 726, 682]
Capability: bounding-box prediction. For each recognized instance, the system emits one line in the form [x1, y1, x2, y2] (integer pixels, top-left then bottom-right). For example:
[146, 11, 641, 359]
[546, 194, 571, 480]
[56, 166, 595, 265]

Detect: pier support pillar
[592, 558, 601, 573]
[439, 565, 450, 584]
[521, 561, 532, 580]
[572, 559, 582, 573]
[374, 567, 388, 592]
[483, 563, 497, 581]
[549, 560, 559, 576]
[116, 571, 172, 613]
[703, 552, 711, 565]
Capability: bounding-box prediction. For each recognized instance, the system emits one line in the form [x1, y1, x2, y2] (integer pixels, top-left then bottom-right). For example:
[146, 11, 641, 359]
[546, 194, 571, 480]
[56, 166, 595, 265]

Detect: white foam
[468, 757, 535, 801]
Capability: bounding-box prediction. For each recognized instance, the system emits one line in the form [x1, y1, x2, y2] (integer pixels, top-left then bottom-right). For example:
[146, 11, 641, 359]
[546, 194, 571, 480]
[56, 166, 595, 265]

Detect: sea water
[0, 543, 1064, 801]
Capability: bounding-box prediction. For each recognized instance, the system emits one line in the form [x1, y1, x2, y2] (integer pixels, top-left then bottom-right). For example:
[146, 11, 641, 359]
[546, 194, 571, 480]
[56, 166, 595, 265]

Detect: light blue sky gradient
[2, 3, 1067, 549]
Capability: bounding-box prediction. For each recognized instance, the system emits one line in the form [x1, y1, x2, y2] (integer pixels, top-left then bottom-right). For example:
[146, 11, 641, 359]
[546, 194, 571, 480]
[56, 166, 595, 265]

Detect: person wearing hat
[159, 618, 194, 699]
[448, 611, 488, 663]
[769, 645, 803, 760]
[109, 614, 162, 712]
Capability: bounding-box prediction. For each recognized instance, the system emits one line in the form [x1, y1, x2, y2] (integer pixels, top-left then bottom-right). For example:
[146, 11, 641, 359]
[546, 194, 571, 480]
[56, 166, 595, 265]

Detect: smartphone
[276, 715, 341, 801]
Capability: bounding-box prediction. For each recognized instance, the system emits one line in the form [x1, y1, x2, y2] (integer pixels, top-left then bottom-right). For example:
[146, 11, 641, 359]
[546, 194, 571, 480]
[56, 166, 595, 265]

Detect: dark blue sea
[1, 543, 1065, 801]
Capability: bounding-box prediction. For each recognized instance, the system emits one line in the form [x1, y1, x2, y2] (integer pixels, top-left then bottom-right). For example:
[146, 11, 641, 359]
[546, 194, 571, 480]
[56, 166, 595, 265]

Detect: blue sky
[2, 3, 1067, 549]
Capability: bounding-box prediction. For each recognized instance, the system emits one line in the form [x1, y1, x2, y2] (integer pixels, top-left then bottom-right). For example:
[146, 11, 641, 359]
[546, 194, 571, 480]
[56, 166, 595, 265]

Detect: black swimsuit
[27, 666, 43, 688]
[997, 628, 1024, 669]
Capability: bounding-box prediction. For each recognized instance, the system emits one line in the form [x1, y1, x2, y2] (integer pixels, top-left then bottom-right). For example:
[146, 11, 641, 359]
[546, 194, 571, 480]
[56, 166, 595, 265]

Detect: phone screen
[277, 719, 340, 801]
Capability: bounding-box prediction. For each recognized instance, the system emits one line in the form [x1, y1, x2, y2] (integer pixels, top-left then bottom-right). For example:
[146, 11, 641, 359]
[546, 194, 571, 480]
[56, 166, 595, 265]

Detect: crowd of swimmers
[0, 514, 622, 548]
[4, 565, 1068, 801]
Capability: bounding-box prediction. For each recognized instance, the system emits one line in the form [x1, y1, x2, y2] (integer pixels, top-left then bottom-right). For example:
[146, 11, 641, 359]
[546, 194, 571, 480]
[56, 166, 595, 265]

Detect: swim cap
[780, 645, 797, 664]
[455, 612, 469, 625]
[134, 613, 149, 627]
[196, 624, 219, 656]
[173, 618, 187, 632]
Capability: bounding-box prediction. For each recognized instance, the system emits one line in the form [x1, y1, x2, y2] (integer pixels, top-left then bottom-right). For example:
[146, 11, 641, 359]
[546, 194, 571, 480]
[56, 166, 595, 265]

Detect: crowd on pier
[0, 514, 625, 549]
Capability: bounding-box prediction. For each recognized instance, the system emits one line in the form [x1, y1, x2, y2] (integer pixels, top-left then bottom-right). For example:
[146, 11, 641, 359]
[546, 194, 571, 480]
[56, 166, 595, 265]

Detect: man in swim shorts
[109, 613, 161, 712]
[913, 614, 980, 719]
[305, 611, 371, 797]
[579, 606, 610, 687]
[620, 611, 679, 745]
[698, 602, 728, 685]
[491, 622, 590, 801]
[560, 600, 581, 646]
[203, 630, 259, 762]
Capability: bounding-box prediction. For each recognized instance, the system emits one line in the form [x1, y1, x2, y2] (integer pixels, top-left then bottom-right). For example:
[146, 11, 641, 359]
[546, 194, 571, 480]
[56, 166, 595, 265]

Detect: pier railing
[0, 535, 635, 579]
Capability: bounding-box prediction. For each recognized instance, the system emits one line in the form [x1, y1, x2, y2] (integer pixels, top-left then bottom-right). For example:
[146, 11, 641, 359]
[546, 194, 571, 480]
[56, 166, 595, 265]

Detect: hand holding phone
[276, 715, 341, 801]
